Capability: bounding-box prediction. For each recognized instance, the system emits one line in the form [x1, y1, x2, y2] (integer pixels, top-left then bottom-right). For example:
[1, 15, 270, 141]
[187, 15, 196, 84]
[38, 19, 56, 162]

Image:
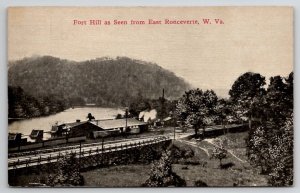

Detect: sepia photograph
[7, 7, 293, 187]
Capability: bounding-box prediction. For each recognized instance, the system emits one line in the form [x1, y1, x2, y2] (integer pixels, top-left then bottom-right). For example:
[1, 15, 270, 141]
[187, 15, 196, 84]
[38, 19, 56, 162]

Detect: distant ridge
[8, 56, 190, 107]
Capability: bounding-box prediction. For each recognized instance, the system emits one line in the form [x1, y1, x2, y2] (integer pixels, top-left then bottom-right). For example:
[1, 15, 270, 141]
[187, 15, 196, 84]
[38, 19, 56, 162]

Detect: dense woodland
[8, 56, 190, 109]
[173, 72, 293, 186]
[8, 86, 66, 118]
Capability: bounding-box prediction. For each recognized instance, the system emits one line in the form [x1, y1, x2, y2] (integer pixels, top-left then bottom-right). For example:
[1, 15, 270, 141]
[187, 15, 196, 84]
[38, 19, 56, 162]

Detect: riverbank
[8, 107, 125, 138]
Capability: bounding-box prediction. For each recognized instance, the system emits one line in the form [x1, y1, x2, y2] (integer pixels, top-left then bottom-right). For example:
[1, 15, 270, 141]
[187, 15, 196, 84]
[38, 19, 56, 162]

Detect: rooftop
[8, 133, 21, 140]
[30, 129, 43, 137]
[64, 121, 89, 128]
[92, 118, 147, 130]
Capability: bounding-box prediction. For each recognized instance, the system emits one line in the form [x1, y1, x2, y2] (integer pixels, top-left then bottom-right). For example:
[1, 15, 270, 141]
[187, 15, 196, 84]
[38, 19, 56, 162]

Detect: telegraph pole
[125, 107, 128, 128]
[161, 89, 165, 120]
[174, 127, 176, 140]
[125, 107, 128, 138]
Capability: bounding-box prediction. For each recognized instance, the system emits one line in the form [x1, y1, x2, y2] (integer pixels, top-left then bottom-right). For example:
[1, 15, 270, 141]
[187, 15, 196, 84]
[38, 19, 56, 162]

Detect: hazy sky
[8, 7, 293, 97]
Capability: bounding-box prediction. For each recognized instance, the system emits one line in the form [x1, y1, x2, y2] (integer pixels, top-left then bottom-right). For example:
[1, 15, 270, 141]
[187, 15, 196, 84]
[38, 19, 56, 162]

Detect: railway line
[8, 135, 170, 170]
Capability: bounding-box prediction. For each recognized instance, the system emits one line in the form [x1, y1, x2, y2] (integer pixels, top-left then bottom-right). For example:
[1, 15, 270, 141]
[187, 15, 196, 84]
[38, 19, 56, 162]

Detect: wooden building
[92, 118, 148, 138]
[51, 118, 148, 139]
[51, 120, 103, 138]
[8, 133, 27, 147]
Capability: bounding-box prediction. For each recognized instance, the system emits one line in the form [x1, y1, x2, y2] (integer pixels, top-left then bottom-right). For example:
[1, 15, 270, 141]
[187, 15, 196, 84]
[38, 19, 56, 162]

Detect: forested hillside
[8, 86, 66, 118]
[8, 56, 190, 107]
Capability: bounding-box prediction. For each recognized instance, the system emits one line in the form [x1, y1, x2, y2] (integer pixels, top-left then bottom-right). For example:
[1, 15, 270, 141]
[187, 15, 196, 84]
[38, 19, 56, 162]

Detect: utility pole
[79, 140, 82, 166]
[125, 108, 128, 128]
[102, 137, 104, 153]
[80, 140, 82, 156]
[161, 88, 165, 120]
[174, 127, 176, 140]
[125, 107, 128, 138]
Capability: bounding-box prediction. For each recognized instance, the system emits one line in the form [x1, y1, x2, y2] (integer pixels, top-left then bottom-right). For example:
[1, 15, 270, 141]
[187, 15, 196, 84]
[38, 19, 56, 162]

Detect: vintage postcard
[8, 7, 293, 187]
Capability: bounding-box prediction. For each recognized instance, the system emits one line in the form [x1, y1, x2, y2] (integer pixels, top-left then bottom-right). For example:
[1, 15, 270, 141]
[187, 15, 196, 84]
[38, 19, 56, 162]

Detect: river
[8, 107, 125, 140]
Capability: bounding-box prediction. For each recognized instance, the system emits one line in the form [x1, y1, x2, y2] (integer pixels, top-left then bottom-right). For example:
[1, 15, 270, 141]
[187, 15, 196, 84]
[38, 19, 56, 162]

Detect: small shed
[8, 133, 27, 147]
[30, 129, 44, 142]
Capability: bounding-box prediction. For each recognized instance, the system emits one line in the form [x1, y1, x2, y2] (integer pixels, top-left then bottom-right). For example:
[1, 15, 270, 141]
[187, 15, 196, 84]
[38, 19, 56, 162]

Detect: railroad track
[8, 134, 163, 158]
[8, 135, 170, 170]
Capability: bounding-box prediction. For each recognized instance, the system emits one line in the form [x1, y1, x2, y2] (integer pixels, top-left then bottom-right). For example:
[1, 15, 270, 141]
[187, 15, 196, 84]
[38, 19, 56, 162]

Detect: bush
[220, 162, 235, 169]
[143, 151, 186, 187]
[171, 145, 194, 163]
[46, 153, 84, 186]
[178, 157, 207, 166]
[138, 146, 161, 164]
[194, 179, 208, 187]
[211, 140, 228, 168]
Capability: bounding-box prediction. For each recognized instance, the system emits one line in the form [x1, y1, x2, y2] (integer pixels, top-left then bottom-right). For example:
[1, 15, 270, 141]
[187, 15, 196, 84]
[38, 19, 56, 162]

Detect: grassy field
[174, 131, 268, 186]
[82, 165, 151, 187]
[81, 131, 268, 187]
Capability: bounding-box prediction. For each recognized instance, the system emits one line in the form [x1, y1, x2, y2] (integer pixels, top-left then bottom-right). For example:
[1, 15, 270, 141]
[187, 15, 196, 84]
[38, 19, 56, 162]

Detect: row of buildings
[51, 118, 148, 139]
[9, 118, 149, 148]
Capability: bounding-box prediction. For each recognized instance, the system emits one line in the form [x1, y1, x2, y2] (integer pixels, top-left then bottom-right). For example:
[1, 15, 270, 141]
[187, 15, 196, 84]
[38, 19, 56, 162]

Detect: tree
[211, 139, 228, 168]
[194, 180, 208, 187]
[87, 113, 95, 121]
[129, 100, 151, 118]
[229, 72, 266, 127]
[264, 74, 293, 125]
[47, 153, 84, 186]
[247, 124, 270, 173]
[229, 72, 266, 101]
[268, 117, 293, 186]
[8, 86, 67, 118]
[175, 89, 218, 136]
[285, 72, 293, 109]
[143, 151, 186, 187]
[115, 113, 123, 119]
[214, 99, 232, 128]
[245, 72, 294, 186]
